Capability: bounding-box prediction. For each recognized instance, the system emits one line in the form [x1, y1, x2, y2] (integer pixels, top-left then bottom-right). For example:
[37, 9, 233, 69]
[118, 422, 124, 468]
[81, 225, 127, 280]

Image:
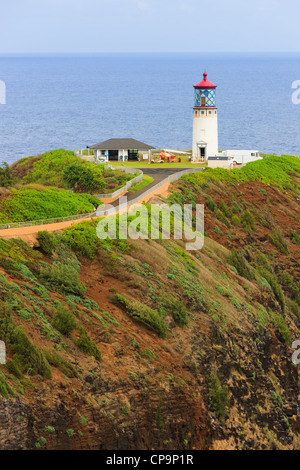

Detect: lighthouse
[192, 72, 218, 161]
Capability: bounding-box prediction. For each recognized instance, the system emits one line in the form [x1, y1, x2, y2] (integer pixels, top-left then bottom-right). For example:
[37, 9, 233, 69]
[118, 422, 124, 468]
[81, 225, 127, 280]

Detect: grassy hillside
[0, 149, 141, 223]
[12, 149, 137, 194]
[0, 155, 299, 450]
[0, 185, 101, 224]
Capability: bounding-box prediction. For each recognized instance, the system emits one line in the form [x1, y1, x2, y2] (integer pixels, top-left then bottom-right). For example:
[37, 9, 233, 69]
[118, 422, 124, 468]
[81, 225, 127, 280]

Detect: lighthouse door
[197, 142, 207, 160]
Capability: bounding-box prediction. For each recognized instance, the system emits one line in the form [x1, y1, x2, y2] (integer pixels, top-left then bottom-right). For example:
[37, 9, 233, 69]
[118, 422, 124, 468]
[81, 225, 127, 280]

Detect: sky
[0, 0, 300, 54]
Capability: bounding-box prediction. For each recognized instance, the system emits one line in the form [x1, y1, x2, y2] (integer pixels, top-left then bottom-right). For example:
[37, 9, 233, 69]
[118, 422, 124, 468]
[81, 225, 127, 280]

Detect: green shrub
[37, 231, 58, 256]
[63, 162, 105, 194]
[214, 225, 222, 235]
[215, 209, 230, 227]
[76, 328, 102, 362]
[208, 369, 228, 425]
[0, 162, 13, 188]
[241, 210, 255, 234]
[62, 220, 100, 259]
[44, 349, 78, 378]
[7, 359, 23, 378]
[290, 229, 300, 244]
[114, 294, 168, 338]
[0, 373, 16, 398]
[52, 307, 76, 336]
[228, 249, 253, 281]
[269, 227, 289, 255]
[159, 294, 188, 328]
[258, 187, 267, 196]
[219, 200, 231, 218]
[207, 197, 217, 212]
[41, 261, 86, 297]
[270, 311, 291, 344]
[10, 328, 52, 378]
[231, 215, 241, 226]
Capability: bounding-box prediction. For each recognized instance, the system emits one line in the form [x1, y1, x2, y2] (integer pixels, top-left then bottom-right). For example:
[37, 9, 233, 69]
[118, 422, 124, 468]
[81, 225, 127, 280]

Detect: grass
[14, 149, 137, 193]
[0, 185, 101, 223]
[181, 155, 300, 193]
[128, 175, 154, 192]
[109, 154, 206, 169]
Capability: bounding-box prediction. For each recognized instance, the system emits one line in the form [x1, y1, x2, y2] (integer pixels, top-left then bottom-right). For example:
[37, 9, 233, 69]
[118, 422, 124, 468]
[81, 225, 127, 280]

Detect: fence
[0, 167, 203, 231]
[96, 168, 204, 216]
[93, 166, 143, 200]
[0, 212, 95, 230]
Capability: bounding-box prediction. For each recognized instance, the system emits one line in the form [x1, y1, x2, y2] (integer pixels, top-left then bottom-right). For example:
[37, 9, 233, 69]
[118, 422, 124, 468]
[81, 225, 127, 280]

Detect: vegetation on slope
[12, 149, 137, 194]
[0, 185, 101, 223]
[0, 154, 299, 450]
[181, 155, 300, 193]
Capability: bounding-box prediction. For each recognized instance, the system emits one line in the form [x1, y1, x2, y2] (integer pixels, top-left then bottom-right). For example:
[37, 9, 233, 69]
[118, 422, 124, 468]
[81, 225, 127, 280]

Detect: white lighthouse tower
[192, 72, 218, 161]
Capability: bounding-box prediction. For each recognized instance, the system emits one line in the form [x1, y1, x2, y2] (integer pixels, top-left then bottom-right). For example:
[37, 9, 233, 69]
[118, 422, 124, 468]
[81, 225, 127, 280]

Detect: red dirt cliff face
[0, 176, 299, 450]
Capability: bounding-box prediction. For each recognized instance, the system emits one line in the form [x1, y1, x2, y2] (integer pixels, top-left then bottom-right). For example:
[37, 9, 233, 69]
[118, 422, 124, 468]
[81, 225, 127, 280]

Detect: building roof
[194, 72, 217, 90]
[88, 138, 155, 151]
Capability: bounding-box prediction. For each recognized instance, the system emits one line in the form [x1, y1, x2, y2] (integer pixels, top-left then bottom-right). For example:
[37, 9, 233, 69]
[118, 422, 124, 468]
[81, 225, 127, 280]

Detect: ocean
[0, 53, 300, 165]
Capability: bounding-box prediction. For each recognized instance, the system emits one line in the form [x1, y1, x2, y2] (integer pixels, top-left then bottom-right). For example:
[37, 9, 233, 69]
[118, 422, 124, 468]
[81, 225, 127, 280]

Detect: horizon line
[0, 51, 300, 56]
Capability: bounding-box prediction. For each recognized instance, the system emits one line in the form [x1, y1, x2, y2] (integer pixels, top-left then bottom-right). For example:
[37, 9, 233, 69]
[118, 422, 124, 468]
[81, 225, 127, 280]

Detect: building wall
[207, 158, 233, 170]
[192, 108, 218, 158]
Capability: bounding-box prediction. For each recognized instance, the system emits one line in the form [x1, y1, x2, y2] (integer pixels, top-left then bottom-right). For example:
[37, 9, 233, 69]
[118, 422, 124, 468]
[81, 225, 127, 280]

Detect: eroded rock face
[0, 381, 209, 450]
[0, 399, 34, 450]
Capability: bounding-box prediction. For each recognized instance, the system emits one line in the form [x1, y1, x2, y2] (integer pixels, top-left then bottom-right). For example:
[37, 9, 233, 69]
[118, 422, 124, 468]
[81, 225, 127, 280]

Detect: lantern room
[193, 72, 217, 107]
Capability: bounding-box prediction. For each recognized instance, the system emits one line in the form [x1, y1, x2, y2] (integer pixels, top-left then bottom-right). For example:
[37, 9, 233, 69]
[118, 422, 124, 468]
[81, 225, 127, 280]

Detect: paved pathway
[0, 167, 203, 243]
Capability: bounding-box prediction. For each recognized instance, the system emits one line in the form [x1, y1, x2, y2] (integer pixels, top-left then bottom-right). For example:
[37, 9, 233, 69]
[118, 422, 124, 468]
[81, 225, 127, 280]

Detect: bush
[219, 200, 231, 218]
[0, 373, 15, 398]
[76, 328, 102, 362]
[41, 261, 86, 297]
[290, 229, 300, 244]
[159, 294, 188, 328]
[215, 209, 230, 227]
[63, 162, 105, 194]
[0, 162, 13, 188]
[241, 210, 255, 234]
[208, 369, 228, 425]
[114, 294, 168, 338]
[231, 215, 241, 226]
[269, 227, 289, 255]
[206, 197, 217, 212]
[37, 231, 57, 256]
[270, 311, 291, 345]
[228, 249, 253, 281]
[52, 307, 76, 336]
[62, 220, 100, 259]
[10, 328, 52, 378]
[44, 349, 78, 378]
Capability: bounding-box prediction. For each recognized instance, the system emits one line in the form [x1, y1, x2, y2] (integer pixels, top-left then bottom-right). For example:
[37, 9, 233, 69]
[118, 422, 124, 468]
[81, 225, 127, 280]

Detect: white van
[221, 150, 262, 165]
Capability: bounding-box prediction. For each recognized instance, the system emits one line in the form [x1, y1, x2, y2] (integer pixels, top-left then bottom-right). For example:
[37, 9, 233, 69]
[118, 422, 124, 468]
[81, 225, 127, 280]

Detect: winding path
[0, 167, 203, 245]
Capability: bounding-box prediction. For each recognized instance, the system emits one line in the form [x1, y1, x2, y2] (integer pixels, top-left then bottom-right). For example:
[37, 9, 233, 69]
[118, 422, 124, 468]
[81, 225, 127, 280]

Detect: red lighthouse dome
[194, 72, 217, 90]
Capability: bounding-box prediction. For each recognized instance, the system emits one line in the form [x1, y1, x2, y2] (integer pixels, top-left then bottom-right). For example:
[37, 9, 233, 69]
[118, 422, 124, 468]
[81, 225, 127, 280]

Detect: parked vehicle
[159, 151, 181, 163]
[220, 150, 261, 165]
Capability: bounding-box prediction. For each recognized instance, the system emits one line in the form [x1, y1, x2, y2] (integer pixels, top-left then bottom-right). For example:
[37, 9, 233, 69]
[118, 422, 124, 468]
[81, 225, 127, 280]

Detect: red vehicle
[159, 151, 181, 163]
